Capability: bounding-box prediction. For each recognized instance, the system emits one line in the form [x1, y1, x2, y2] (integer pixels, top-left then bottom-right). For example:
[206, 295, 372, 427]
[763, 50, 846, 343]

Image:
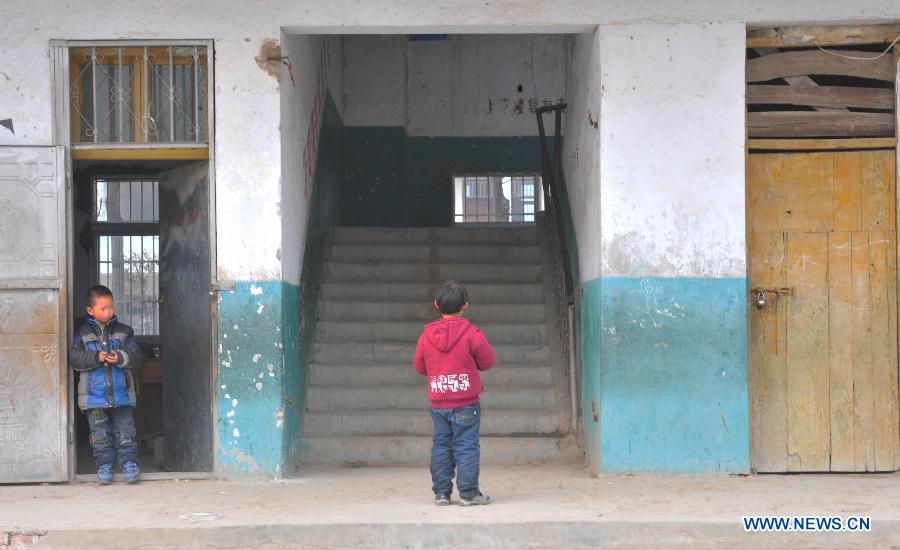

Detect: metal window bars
[94, 177, 160, 336]
[70, 44, 208, 144]
[454, 174, 545, 224]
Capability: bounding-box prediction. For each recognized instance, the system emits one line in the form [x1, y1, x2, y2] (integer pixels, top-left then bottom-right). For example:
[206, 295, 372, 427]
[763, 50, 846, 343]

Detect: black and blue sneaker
[97, 464, 113, 485]
[459, 491, 491, 506]
[123, 461, 140, 484]
[434, 492, 451, 506]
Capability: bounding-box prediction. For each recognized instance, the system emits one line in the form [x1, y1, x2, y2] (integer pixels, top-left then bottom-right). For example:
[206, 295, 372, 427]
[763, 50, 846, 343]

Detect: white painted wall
[598, 22, 747, 279]
[562, 32, 603, 282]
[342, 35, 569, 137]
[3, 0, 900, 284]
[280, 35, 343, 286]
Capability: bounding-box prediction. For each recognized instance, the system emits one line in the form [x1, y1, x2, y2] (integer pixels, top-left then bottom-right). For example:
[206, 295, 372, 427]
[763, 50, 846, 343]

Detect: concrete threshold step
[315, 321, 548, 345]
[39, 520, 898, 549]
[323, 262, 541, 283]
[310, 363, 555, 386]
[301, 435, 580, 465]
[320, 282, 545, 303]
[306, 384, 557, 411]
[328, 243, 541, 264]
[304, 409, 561, 436]
[332, 226, 539, 245]
[319, 301, 547, 323]
[312, 342, 550, 364]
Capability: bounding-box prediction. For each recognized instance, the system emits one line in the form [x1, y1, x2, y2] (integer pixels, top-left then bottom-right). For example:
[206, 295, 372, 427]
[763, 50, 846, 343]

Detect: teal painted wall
[217, 281, 292, 476]
[342, 129, 546, 227]
[580, 276, 750, 473]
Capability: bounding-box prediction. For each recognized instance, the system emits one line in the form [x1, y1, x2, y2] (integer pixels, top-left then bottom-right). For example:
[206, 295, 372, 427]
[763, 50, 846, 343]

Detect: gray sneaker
[434, 492, 451, 506]
[459, 492, 491, 506]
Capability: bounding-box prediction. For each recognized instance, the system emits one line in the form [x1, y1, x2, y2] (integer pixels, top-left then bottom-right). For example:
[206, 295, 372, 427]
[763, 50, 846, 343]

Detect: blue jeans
[86, 406, 139, 467]
[430, 403, 481, 498]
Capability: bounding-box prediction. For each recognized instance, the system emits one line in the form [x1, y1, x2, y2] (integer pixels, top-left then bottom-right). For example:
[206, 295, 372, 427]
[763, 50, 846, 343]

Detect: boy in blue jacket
[70, 285, 143, 484]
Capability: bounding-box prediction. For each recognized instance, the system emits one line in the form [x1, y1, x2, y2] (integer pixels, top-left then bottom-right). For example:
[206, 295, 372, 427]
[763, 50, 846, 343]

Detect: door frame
[50, 39, 219, 480]
[744, 27, 900, 472]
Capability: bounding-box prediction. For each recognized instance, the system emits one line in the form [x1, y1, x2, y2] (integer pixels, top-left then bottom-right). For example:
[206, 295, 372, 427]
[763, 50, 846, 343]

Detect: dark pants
[430, 403, 481, 498]
[86, 406, 138, 467]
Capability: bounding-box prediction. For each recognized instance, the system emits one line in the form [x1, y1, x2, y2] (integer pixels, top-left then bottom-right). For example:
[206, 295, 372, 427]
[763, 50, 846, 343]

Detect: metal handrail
[536, 103, 578, 433]
[536, 103, 573, 303]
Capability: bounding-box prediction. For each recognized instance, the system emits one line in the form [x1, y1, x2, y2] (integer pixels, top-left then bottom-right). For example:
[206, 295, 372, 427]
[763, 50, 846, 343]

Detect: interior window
[94, 178, 160, 335]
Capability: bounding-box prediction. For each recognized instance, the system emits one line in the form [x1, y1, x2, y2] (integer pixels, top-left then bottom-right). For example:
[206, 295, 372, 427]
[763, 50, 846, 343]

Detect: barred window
[70, 45, 209, 144]
[453, 174, 545, 224]
[94, 178, 160, 335]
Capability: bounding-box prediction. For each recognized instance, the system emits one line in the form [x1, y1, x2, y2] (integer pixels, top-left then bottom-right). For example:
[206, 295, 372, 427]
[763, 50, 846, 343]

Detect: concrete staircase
[302, 226, 576, 465]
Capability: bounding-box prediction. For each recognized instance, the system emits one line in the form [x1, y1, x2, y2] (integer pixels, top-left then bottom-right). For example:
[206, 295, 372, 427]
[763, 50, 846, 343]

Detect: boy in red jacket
[414, 281, 496, 506]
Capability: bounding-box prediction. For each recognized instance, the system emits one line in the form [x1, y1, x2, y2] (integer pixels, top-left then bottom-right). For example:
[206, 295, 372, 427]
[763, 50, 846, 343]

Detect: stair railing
[535, 103, 578, 432]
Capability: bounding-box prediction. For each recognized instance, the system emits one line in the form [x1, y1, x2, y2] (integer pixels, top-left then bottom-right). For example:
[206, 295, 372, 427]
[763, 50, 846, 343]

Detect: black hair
[435, 281, 468, 314]
[86, 285, 114, 307]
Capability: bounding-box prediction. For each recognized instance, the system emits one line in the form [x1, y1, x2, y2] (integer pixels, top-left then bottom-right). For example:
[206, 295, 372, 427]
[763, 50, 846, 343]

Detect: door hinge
[210, 281, 235, 295]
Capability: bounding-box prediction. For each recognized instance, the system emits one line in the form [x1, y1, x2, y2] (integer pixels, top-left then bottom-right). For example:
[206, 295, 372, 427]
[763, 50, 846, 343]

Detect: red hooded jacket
[413, 317, 496, 409]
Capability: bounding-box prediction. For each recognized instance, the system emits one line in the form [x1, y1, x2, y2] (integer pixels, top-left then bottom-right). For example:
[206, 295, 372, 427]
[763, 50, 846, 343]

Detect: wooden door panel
[833, 152, 862, 232]
[870, 230, 900, 471]
[786, 153, 834, 233]
[748, 231, 788, 472]
[748, 149, 899, 473]
[785, 232, 830, 471]
[827, 231, 854, 471]
[861, 151, 896, 231]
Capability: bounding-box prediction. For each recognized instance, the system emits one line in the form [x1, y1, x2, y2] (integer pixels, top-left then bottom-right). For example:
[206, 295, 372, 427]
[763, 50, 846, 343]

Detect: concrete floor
[1, 464, 898, 549]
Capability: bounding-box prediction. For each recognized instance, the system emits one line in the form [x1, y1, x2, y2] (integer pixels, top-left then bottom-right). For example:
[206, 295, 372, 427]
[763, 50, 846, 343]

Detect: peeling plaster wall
[281, 34, 344, 287]
[598, 23, 746, 280]
[562, 32, 602, 284]
[577, 22, 751, 473]
[342, 34, 568, 137]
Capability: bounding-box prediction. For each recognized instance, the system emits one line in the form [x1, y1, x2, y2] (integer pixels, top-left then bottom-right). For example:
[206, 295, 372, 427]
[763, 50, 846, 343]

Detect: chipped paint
[217, 280, 297, 477]
[254, 38, 283, 81]
[582, 277, 749, 473]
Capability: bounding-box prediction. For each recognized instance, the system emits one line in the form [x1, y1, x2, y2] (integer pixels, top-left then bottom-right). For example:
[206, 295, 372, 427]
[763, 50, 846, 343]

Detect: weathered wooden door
[748, 149, 900, 472]
[0, 146, 68, 482]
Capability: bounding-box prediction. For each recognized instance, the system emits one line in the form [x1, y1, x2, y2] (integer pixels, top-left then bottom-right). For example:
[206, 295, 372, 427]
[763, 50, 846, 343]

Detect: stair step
[306, 385, 557, 411]
[328, 244, 540, 264]
[309, 363, 555, 387]
[313, 343, 550, 364]
[320, 283, 544, 303]
[316, 322, 548, 345]
[332, 226, 538, 245]
[324, 262, 541, 283]
[302, 435, 580, 465]
[319, 301, 546, 323]
[304, 409, 561, 436]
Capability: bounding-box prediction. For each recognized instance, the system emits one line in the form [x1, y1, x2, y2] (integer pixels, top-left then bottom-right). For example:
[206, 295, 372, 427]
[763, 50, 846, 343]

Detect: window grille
[453, 174, 545, 224]
[94, 178, 160, 335]
[70, 45, 208, 144]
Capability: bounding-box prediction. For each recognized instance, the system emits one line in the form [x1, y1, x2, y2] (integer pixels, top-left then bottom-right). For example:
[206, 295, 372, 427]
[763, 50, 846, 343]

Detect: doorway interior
[58, 41, 217, 479]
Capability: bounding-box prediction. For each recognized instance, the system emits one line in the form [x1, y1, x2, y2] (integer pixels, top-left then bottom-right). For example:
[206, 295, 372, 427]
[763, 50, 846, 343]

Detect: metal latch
[752, 287, 793, 309]
[209, 281, 236, 296]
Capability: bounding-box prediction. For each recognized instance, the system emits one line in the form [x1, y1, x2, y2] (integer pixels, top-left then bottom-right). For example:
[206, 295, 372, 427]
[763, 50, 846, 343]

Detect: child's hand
[97, 351, 110, 363]
[105, 351, 119, 364]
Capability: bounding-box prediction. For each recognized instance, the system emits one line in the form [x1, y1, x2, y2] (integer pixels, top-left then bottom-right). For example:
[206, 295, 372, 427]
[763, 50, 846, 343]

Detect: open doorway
[71, 159, 214, 476]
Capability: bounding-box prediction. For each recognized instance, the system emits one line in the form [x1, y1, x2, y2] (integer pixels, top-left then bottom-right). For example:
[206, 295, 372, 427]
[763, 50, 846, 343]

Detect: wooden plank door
[0, 146, 69, 482]
[748, 149, 900, 472]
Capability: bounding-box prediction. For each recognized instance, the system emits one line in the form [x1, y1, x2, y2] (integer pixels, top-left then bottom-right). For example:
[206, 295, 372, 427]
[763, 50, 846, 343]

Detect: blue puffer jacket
[70, 316, 142, 410]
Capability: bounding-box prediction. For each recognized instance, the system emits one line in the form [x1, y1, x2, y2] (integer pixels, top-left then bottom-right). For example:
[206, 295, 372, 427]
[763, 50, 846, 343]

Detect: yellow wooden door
[748, 149, 900, 472]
